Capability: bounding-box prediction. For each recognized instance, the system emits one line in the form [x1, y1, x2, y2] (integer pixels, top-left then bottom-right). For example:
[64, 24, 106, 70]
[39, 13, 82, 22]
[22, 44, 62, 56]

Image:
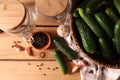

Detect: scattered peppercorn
[36, 65, 39, 67]
[53, 68, 55, 70]
[40, 63, 44, 66]
[28, 63, 31, 65]
[43, 74, 46, 76]
[55, 67, 59, 69]
[47, 68, 50, 70]
[39, 68, 42, 70]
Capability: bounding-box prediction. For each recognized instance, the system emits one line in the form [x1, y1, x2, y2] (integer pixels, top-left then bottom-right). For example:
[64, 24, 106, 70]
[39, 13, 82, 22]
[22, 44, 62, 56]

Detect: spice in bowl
[31, 32, 51, 50]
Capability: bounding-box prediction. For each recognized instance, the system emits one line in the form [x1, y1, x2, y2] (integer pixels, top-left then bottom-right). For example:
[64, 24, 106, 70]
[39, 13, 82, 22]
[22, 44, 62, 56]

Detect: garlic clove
[12, 44, 25, 52]
[72, 65, 80, 73]
[25, 46, 33, 56]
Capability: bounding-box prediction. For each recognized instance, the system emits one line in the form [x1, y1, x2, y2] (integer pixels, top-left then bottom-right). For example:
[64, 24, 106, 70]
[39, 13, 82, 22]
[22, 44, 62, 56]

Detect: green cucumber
[53, 37, 78, 60]
[113, 0, 120, 14]
[99, 38, 115, 60]
[85, 0, 104, 14]
[75, 18, 97, 54]
[53, 50, 68, 74]
[79, 0, 91, 9]
[105, 7, 119, 23]
[114, 20, 120, 54]
[72, 9, 79, 18]
[94, 12, 114, 38]
[78, 8, 107, 38]
[112, 38, 118, 53]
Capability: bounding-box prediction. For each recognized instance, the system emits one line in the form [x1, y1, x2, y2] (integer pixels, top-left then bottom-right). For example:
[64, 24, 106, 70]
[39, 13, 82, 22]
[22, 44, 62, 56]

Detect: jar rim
[0, 0, 26, 31]
[35, 0, 72, 20]
[9, 7, 31, 34]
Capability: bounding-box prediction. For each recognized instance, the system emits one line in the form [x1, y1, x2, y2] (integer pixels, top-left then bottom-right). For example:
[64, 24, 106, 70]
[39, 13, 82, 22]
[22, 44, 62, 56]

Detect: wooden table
[0, 1, 80, 80]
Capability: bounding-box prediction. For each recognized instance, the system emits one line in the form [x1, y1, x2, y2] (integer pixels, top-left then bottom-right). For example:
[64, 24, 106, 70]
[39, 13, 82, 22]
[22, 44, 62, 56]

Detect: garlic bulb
[57, 24, 70, 37]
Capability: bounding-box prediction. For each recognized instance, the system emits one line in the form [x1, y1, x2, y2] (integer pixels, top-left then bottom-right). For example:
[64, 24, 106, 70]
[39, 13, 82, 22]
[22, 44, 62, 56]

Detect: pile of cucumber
[73, 0, 120, 61]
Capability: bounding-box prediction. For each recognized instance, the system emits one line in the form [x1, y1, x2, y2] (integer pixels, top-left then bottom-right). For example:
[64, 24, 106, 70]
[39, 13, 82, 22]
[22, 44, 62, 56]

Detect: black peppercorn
[32, 32, 49, 49]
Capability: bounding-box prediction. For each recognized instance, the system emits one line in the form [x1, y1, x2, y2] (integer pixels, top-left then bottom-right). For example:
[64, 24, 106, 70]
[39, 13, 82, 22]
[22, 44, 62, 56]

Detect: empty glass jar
[0, 0, 36, 44]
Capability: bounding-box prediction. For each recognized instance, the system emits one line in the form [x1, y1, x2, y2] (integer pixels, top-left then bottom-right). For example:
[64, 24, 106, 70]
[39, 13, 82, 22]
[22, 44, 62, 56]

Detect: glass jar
[35, 0, 72, 21]
[9, 6, 37, 44]
[0, 0, 36, 44]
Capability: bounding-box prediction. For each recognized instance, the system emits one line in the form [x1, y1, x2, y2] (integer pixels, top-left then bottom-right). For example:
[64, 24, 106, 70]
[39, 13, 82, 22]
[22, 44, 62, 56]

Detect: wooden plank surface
[0, 61, 80, 80]
[20, 0, 64, 26]
[0, 0, 81, 80]
[0, 27, 57, 60]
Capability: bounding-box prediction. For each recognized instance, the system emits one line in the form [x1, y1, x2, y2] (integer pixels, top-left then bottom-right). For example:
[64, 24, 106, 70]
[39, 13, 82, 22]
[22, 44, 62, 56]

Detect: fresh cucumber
[113, 0, 120, 14]
[79, 0, 91, 9]
[53, 50, 68, 74]
[99, 38, 115, 60]
[72, 9, 79, 18]
[78, 8, 107, 38]
[112, 38, 118, 52]
[114, 20, 120, 54]
[105, 7, 119, 23]
[75, 18, 97, 54]
[94, 12, 114, 38]
[53, 37, 78, 60]
[85, 0, 104, 14]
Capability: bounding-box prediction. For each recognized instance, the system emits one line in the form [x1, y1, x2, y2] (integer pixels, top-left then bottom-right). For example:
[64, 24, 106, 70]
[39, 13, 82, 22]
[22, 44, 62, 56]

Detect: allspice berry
[40, 52, 46, 58]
